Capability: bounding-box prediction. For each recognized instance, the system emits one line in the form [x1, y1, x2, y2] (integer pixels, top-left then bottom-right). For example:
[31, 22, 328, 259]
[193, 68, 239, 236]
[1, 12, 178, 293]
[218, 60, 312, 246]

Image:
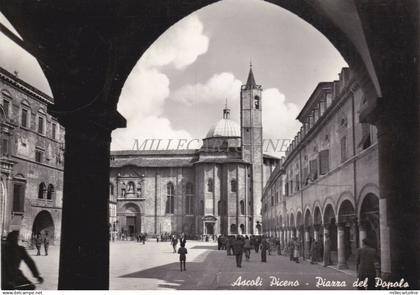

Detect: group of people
[136, 233, 147, 244]
[217, 235, 273, 267]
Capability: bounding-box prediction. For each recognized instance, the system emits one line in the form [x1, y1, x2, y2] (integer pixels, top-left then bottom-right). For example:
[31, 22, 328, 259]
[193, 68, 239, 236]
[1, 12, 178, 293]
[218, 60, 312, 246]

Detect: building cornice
[0, 67, 53, 105]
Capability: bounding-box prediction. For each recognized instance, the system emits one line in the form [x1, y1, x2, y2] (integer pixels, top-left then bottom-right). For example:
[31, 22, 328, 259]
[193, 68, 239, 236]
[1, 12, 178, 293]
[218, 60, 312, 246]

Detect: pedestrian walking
[288, 238, 295, 261]
[178, 242, 188, 271]
[180, 232, 187, 246]
[2, 231, 44, 290]
[171, 235, 178, 253]
[310, 239, 319, 264]
[243, 236, 252, 261]
[323, 233, 331, 266]
[233, 236, 245, 267]
[356, 239, 379, 290]
[276, 238, 282, 255]
[43, 232, 49, 256]
[34, 233, 42, 256]
[254, 236, 261, 253]
[217, 235, 222, 250]
[293, 238, 300, 263]
[260, 237, 269, 262]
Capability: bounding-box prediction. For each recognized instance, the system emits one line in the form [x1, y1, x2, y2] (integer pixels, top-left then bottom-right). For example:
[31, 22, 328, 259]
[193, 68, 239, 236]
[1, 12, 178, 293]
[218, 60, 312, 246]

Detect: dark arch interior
[304, 210, 312, 227]
[360, 193, 380, 250]
[338, 200, 356, 223]
[313, 207, 322, 225]
[32, 210, 55, 242]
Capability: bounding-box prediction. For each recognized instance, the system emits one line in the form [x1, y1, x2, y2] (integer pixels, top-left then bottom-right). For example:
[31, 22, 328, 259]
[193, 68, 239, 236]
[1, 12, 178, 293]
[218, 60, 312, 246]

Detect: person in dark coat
[34, 233, 42, 256]
[233, 236, 245, 267]
[254, 236, 261, 253]
[310, 239, 319, 264]
[177, 243, 188, 271]
[171, 235, 178, 253]
[288, 238, 295, 261]
[276, 238, 282, 255]
[43, 232, 50, 256]
[217, 235, 222, 250]
[356, 239, 379, 290]
[2, 231, 44, 290]
[180, 233, 187, 246]
[260, 237, 269, 262]
[243, 236, 252, 261]
[323, 233, 331, 266]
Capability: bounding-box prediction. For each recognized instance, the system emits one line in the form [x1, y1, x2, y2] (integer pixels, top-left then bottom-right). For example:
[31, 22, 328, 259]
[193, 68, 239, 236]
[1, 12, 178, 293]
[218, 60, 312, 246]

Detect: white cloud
[171, 72, 242, 106]
[262, 88, 301, 156]
[112, 14, 209, 150]
[141, 15, 209, 69]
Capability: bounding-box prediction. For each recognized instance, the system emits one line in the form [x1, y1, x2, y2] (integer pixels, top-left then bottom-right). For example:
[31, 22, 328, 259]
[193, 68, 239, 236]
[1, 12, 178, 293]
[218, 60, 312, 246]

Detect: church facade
[109, 68, 279, 237]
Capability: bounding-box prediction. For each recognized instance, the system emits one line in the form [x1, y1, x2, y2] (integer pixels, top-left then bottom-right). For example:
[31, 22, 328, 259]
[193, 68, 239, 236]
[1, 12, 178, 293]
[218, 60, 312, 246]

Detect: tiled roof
[111, 149, 197, 156]
[111, 157, 195, 168]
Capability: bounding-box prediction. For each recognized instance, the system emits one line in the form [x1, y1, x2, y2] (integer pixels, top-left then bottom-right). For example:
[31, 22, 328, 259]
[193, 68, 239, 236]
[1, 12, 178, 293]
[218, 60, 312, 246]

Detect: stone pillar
[337, 223, 348, 269]
[57, 111, 124, 290]
[314, 224, 320, 241]
[358, 221, 367, 248]
[304, 227, 310, 259]
[356, 2, 419, 287]
[280, 228, 284, 249]
[379, 198, 391, 280]
[323, 225, 331, 266]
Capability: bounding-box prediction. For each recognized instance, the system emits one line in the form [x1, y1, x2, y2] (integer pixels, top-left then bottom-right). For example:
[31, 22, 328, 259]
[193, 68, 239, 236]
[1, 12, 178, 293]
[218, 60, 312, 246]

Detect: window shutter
[319, 150, 330, 175]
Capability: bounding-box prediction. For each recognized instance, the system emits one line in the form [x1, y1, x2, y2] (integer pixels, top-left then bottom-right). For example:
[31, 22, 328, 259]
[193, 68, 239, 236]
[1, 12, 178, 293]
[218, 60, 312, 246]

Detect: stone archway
[304, 209, 313, 258]
[120, 203, 141, 239]
[323, 203, 337, 265]
[359, 193, 380, 253]
[337, 199, 357, 269]
[32, 210, 55, 243]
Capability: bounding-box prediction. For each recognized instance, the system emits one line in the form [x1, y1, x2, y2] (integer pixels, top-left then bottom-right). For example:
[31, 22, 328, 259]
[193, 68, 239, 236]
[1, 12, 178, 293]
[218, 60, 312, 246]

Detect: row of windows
[12, 182, 55, 213]
[38, 182, 55, 200]
[284, 126, 372, 196]
[2, 93, 59, 140]
[207, 178, 237, 193]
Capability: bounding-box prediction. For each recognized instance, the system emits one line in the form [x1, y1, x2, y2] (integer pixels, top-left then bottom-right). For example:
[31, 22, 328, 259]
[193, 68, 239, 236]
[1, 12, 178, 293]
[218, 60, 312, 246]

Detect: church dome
[205, 106, 240, 138]
[206, 118, 241, 138]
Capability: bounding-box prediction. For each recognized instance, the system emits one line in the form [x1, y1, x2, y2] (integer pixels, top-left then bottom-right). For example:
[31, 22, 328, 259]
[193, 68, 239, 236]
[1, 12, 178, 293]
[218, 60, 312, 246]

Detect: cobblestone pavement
[21, 240, 357, 290]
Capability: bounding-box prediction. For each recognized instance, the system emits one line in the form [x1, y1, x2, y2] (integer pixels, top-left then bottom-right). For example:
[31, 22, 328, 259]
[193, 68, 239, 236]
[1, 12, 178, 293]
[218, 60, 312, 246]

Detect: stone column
[337, 223, 348, 269]
[314, 224, 320, 241]
[358, 221, 367, 248]
[323, 224, 331, 266]
[304, 227, 310, 259]
[57, 110, 124, 290]
[280, 228, 284, 250]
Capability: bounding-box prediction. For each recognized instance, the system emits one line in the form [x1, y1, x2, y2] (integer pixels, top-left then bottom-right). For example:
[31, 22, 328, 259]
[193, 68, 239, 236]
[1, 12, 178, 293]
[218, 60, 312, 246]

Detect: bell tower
[240, 64, 263, 234]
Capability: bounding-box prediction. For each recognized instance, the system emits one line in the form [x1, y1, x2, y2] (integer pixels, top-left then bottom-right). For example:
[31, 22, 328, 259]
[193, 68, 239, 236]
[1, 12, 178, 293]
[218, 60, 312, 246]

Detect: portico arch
[32, 210, 55, 243]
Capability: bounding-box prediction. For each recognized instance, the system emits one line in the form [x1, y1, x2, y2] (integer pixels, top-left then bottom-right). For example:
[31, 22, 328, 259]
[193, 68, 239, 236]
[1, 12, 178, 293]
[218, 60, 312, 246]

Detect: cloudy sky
[0, 0, 347, 156]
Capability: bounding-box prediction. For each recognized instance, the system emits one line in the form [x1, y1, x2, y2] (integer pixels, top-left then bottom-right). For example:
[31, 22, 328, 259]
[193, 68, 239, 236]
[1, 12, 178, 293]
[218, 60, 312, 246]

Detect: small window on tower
[254, 95, 260, 110]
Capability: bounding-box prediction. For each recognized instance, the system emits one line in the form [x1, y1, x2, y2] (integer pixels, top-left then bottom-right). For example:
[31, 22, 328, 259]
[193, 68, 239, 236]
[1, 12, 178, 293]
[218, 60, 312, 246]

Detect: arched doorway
[359, 193, 380, 253]
[120, 203, 141, 239]
[337, 199, 357, 269]
[304, 209, 313, 258]
[323, 203, 337, 265]
[32, 210, 55, 243]
[290, 213, 295, 238]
